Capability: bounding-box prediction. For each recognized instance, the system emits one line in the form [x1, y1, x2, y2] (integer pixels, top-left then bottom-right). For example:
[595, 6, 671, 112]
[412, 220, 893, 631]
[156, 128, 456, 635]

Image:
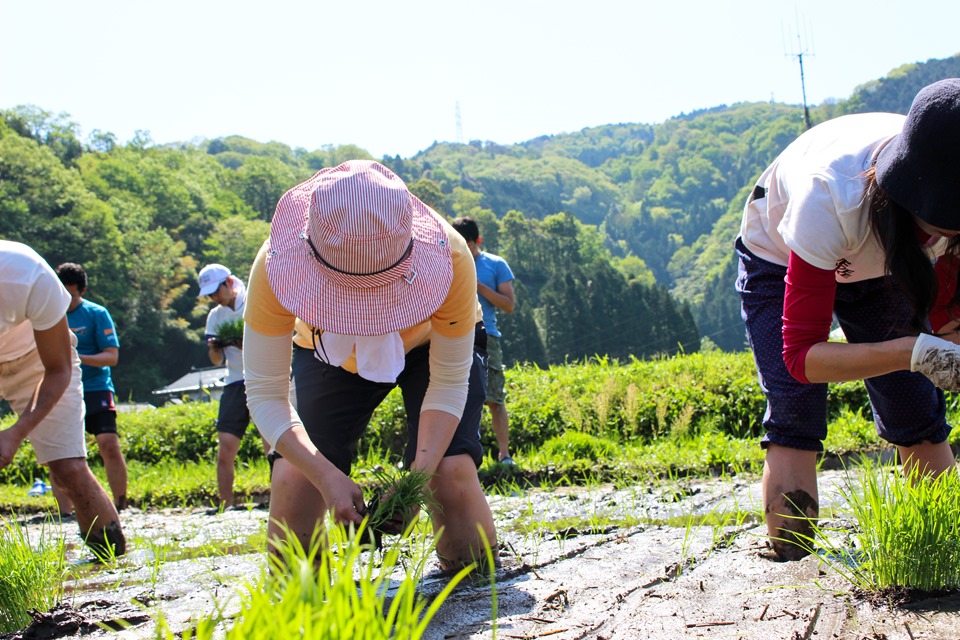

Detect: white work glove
[910, 333, 960, 391]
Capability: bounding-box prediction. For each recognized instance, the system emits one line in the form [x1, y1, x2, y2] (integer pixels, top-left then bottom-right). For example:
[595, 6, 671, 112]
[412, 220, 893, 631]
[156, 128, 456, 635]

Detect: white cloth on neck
[315, 332, 406, 383]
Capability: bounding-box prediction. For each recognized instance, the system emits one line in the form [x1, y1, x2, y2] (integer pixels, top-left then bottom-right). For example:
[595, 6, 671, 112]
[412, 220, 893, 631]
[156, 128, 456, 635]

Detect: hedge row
[0, 350, 874, 483]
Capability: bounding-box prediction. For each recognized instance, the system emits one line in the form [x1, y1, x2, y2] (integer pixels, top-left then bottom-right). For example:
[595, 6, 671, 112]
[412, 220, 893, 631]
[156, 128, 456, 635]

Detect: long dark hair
[867, 166, 960, 332]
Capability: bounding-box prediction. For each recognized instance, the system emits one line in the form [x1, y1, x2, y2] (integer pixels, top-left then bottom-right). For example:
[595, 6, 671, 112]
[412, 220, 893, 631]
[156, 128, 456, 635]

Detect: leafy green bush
[822, 407, 881, 455]
[0, 350, 878, 482]
[494, 350, 870, 453]
[540, 432, 618, 463]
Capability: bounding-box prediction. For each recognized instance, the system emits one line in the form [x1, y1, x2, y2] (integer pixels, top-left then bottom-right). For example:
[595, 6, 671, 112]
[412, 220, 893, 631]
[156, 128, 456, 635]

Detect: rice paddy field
[2, 352, 960, 638]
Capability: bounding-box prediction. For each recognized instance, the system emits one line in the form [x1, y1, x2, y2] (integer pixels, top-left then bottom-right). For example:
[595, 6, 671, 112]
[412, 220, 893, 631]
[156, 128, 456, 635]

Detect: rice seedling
[212, 318, 244, 348]
[155, 520, 474, 640]
[0, 515, 66, 633]
[804, 461, 960, 592]
[364, 467, 435, 549]
[477, 525, 498, 638]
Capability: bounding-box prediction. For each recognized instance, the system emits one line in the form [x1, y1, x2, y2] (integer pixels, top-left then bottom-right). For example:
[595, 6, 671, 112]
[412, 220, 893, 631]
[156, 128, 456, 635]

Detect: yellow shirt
[245, 217, 481, 374]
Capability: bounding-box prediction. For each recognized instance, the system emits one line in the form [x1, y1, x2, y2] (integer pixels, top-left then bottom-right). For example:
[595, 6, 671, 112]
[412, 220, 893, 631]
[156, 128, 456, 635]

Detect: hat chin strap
[313, 330, 405, 383]
[303, 233, 414, 277]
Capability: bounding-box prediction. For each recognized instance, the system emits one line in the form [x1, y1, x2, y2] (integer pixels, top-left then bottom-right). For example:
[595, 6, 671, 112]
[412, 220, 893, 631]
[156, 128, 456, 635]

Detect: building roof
[151, 366, 228, 396]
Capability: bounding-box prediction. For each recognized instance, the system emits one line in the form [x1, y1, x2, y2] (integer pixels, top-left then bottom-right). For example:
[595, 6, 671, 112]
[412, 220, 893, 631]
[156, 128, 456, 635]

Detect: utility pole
[455, 100, 464, 143]
[786, 19, 814, 130]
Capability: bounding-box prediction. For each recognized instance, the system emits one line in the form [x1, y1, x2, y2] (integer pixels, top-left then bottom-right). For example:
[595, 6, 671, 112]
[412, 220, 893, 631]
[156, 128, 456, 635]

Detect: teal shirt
[66, 299, 119, 393]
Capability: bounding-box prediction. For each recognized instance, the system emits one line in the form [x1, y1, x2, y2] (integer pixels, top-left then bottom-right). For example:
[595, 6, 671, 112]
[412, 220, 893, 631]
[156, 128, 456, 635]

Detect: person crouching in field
[0, 240, 125, 558]
[243, 160, 498, 571]
[736, 79, 960, 560]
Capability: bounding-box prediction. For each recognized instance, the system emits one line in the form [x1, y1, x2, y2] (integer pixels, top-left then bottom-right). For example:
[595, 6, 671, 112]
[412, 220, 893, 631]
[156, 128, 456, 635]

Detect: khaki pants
[0, 348, 87, 464]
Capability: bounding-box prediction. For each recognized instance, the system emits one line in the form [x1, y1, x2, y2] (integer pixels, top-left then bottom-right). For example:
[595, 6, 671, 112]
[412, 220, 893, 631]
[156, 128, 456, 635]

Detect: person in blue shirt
[452, 217, 516, 464]
[55, 263, 128, 512]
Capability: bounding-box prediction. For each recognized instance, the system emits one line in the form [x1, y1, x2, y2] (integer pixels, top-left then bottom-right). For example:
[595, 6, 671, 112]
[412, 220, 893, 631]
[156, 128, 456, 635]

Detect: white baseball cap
[198, 264, 231, 297]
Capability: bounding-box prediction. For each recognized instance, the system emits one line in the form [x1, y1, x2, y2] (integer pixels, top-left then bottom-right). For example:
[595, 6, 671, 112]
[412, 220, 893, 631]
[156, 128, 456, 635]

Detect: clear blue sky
[3, 0, 957, 158]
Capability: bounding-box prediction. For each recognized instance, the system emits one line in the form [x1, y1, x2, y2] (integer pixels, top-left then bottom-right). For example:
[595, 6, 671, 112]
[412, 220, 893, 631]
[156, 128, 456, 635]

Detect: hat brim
[265, 170, 453, 336]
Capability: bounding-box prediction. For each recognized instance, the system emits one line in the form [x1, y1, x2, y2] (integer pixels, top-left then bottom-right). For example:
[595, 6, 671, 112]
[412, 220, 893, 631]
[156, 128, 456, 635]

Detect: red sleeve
[929, 253, 960, 333]
[782, 251, 836, 383]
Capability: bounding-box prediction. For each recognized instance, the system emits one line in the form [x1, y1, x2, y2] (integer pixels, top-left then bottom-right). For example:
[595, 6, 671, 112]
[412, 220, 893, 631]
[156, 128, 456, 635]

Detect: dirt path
[4, 471, 959, 639]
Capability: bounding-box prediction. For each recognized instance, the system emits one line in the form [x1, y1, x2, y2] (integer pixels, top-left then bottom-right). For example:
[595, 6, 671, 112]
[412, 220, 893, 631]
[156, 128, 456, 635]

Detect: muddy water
[5, 470, 960, 639]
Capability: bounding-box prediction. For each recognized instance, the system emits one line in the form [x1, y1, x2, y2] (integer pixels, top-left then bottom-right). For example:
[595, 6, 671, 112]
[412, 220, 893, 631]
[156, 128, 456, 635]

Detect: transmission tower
[455, 101, 464, 143]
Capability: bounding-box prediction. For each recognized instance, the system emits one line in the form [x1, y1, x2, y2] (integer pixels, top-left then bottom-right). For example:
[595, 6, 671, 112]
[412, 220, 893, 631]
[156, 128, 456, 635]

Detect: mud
[3, 470, 959, 639]
[769, 488, 819, 562]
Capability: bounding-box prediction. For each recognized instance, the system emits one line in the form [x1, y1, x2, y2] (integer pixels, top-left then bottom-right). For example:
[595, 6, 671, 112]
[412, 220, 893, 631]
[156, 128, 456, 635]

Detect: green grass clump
[0, 516, 65, 633]
[822, 407, 881, 455]
[540, 432, 618, 462]
[156, 522, 473, 640]
[811, 462, 960, 592]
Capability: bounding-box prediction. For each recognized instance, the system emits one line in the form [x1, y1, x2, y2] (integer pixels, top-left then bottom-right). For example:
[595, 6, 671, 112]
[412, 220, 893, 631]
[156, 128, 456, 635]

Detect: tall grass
[810, 462, 960, 592]
[0, 515, 66, 632]
[156, 521, 474, 640]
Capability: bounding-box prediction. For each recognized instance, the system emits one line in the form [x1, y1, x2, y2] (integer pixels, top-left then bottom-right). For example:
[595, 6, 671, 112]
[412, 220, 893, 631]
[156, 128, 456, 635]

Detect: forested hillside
[2, 54, 957, 402]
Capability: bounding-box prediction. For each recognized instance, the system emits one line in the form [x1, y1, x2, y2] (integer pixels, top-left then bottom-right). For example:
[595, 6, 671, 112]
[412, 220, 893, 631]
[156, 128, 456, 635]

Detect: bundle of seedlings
[363, 467, 434, 549]
[212, 318, 244, 349]
[155, 521, 472, 640]
[802, 461, 960, 594]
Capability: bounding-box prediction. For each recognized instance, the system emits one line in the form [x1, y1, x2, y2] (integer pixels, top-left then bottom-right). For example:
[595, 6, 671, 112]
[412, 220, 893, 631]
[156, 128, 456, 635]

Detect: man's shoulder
[81, 299, 112, 317]
[479, 252, 514, 279]
[479, 251, 510, 266]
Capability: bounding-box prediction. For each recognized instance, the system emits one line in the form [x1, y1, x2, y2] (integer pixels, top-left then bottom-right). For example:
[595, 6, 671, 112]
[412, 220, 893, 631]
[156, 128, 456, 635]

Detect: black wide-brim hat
[876, 78, 960, 230]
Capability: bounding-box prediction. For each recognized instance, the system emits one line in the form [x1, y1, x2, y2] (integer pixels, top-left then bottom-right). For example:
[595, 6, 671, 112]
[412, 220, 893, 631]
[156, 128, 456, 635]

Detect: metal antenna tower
[785, 16, 814, 130]
[455, 101, 464, 143]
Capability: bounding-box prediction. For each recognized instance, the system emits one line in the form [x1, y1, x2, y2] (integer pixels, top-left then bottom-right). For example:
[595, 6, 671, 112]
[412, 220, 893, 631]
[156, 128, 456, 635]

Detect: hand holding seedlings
[365, 467, 434, 547]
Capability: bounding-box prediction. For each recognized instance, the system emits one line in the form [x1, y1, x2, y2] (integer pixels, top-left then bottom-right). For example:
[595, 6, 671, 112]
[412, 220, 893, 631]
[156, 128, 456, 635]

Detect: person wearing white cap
[198, 263, 262, 509]
[243, 160, 498, 571]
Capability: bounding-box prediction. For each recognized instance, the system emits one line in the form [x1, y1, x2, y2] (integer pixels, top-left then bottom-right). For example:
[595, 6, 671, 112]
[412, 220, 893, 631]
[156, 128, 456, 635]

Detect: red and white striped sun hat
[265, 160, 453, 336]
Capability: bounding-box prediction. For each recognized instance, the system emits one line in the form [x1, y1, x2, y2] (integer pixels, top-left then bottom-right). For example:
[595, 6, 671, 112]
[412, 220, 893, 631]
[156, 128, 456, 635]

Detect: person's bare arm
[207, 339, 224, 366]
[478, 280, 515, 313]
[78, 345, 118, 368]
[803, 336, 916, 383]
[0, 318, 74, 468]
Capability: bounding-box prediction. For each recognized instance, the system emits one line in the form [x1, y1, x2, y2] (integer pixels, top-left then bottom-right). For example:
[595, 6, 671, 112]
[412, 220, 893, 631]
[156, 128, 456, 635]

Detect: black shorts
[216, 382, 253, 438]
[84, 390, 118, 436]
[289, 330, 488, 475]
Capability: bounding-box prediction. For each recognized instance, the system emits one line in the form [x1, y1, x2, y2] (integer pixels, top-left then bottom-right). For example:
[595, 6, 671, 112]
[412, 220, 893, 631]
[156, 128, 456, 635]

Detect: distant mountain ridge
[3, 54, 958, 402]
[389, 54, 960, 349]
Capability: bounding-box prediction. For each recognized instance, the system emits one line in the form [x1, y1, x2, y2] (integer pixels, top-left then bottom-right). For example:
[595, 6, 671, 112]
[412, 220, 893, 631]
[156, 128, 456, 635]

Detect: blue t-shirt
[66, 299, 119, 392]
[474, 252, 514, 338]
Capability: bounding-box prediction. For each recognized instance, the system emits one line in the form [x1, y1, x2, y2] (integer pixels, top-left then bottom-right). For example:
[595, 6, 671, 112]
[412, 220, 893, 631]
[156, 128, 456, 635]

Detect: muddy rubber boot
[86, 521, 126, 560]
[769, 489, 819, 561]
